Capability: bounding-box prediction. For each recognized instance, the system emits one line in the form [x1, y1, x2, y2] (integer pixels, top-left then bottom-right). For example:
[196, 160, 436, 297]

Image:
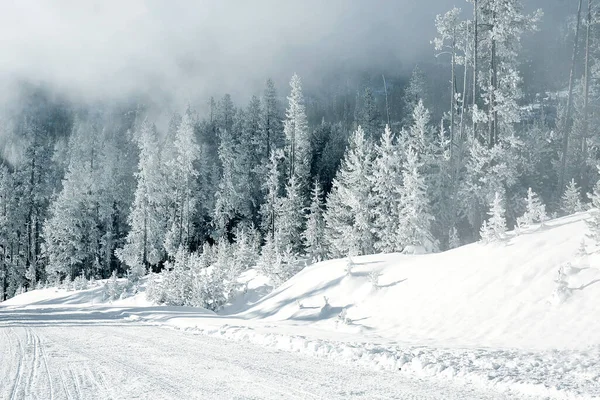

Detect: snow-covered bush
[103, 271, 123, 302]
[345, 256, 355, 276]
[73, 273, 88, 291]
[62, 275, 73, 291]
[368, 270, 381, 289]
[551, 265, 571, 305]
[337, 308, 352, 325]
[146, 243, 241, 312]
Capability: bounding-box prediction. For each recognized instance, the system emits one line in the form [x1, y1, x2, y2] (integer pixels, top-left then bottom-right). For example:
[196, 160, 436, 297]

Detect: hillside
[238, 212, 600, 351]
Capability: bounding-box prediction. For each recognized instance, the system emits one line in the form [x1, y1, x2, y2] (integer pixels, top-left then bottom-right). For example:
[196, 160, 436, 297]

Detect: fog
[0, 0, 571, 113]
[0, 0, 470, 106]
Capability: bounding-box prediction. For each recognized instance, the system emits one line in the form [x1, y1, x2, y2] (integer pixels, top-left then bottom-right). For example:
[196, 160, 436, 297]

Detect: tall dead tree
[559, 0, 584, 193]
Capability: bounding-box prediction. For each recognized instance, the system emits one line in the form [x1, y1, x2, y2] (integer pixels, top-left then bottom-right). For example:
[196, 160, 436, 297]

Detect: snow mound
[241, 212, 600, 351]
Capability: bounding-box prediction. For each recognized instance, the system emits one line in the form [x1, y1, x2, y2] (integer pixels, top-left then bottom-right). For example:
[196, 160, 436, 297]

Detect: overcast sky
[0, 0, 566, 108]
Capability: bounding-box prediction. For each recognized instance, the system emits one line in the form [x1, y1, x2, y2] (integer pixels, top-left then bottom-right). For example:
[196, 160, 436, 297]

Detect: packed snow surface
[2, 212, 600, 399]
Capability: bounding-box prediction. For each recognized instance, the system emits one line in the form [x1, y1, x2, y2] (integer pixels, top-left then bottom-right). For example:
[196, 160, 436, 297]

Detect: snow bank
[1, 278, 152, 308]
[156, 323, 598, 400]
[240, 212, 600, 351]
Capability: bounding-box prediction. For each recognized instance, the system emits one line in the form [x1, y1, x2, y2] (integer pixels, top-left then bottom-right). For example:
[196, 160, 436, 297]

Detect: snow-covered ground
[2, 212, 600, 399]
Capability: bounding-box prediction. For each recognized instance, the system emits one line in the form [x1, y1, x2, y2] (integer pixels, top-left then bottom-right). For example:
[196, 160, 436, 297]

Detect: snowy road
[0, 307, 514, 400]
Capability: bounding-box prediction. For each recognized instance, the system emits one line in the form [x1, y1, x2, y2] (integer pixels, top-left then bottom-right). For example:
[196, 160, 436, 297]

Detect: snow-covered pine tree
[213, 128, 240, 238]
[397, 149, 438, 253]
[474, 0, 542, 146]
[324, 126, 375, 258]
[370, 125, 403, 253]
[117, 120, 165, 279]
[43, 120, 102, 280]
[261, 78, 284, 161]
[259, 150, 283, 236]
[482, 192, 507, 242]
[356, 87, 381, 139]
[586, 175, 600, 244]
[517, 187, 547, 229]
[448, 227, 461, 249]
[231, 224, 260, 272]
[562, 179, 583, 215]
[276, 175, 305, 255]
[403, 66, 430, 124]
[283, 74, 311, 187]
[164, 108, 200, 256]
[304, 179, 327, 262]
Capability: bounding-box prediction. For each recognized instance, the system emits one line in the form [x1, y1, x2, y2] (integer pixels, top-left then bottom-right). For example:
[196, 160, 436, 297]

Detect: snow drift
[240, 211, 600, 351]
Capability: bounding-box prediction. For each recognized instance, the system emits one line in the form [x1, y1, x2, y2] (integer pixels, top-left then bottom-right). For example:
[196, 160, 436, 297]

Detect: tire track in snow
[9, 327, 25, 400]
[34, 328, 55, 400]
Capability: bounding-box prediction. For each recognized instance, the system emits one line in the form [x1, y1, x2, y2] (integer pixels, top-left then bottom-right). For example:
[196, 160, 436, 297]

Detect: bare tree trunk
[382, 75, 391, 126]
[460, 21, 470, 142]
[472, 0, 479, 139]
[451, 29, 456, 147]
[581, 0, 593, 189]
[488, 36, 497, 148]
[559, 0, 584, 193]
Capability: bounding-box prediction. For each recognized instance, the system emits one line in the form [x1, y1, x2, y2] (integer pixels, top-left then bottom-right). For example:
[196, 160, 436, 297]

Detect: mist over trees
[1, 0, 600, 306]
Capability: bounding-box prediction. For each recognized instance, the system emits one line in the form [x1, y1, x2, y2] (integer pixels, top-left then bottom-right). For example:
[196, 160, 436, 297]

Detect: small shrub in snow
[103, 271, 122, 302]
[73, 273, 88, 291]
[62, 275, 73, 291]
[368, 270, 381, 289]
[552, 265, 571, 305]
[146, 274, 166, 304]
[337, 308, 352, 325]
[345, 256, 354, 276]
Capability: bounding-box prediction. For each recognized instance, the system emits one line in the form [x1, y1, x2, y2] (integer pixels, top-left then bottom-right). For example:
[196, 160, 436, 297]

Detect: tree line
[1, 0, 599, 306]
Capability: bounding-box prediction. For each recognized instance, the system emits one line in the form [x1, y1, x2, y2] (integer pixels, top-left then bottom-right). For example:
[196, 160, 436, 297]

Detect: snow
[0, 308, 516, 400]
[2, 212, 600, 398]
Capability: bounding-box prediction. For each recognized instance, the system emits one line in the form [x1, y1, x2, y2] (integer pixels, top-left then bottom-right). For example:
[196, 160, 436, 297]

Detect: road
[0, 306, 512, 400]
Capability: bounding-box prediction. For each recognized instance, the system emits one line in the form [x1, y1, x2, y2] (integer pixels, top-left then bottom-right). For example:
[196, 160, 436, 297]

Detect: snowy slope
[240, 211, 600, 351]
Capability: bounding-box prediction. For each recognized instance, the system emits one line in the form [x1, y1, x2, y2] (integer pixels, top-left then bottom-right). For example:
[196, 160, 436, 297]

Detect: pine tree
[482, 192, 507, 242]
[261, 78, 284, 162]
[213, 128, 240, 238]
[517, 187, 547, 229]
[283, 74, 311, 186]
[117, 120, 165, 279]
[397, 149, 438, 253]
[164, 108, 200, 256]
[370, 125, 403, 253]
[586, 176, 600, 244]
[562, 179, 583, 215]
[403, 66, 430, 123]
[304, 179, 326, 262]
[276, 175, 305, 255]
[324, 126, 375, 258]
[44, 120, 102, 280]
[357, 87, 381, 139]
[260, 150, 283, 236]
[448, 227, 460, 249]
